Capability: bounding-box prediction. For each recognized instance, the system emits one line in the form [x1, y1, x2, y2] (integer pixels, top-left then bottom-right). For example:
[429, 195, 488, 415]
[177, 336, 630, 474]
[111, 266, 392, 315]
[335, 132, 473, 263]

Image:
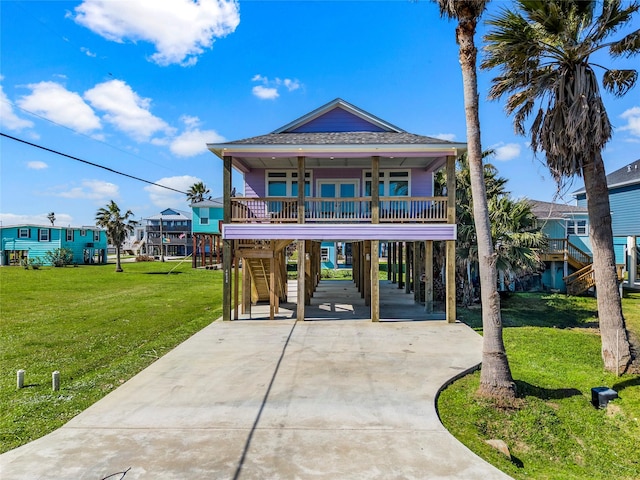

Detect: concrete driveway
[1, 315, 512, 480]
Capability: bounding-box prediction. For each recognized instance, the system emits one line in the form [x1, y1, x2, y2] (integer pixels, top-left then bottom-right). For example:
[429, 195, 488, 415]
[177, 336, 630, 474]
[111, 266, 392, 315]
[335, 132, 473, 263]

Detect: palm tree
[47, 212, 55, 226]
[434, 0, 516, 399]
[483, 0, 638, 373]
[95, 200, 135, 272]
[186, 181, 210, 204]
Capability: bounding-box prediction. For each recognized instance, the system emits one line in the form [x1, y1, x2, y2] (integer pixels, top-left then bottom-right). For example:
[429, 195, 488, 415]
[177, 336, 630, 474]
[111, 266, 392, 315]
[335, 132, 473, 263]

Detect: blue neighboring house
[0, 224, 107, 266]
[191, 198, 223, 267]
[573, 158, 640, 291]
[530, 159, 640, 293]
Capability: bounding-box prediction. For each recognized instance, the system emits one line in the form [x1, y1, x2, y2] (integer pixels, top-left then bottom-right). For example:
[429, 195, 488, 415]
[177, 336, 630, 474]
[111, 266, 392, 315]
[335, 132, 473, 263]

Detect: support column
[371, 240, 379, 322]
[628, 236, 637, 286]
[305, 240, 312, 305]
[270, 242, 276, 320]
[297, 240, 306, 321]
[405, 242, 412, 294]
[222, 155, 232, 321]
[398, 242, 404, 289]
[233, 245, 239, 320]
[425, 240, 433, 313]
[446, 240, 456, 323]
[192, 235, 197, 268]
[446, 154, 456, 323]
[413, 241, 420, 302]
[364, 240, 371, 306]
[242, 257, 251, 316]
[391, 242, 396, 284]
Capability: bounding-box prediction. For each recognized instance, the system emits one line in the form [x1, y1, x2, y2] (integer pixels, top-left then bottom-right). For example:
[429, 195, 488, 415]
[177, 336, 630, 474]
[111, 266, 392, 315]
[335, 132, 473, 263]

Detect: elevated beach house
[207, 99, 465, 322]
[0, 224, 107, 266]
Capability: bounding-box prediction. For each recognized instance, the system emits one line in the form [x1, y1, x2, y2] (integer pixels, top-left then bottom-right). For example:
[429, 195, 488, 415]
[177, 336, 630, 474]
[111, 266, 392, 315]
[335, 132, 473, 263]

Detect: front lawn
[439, 292, 640, 479]
[0, 262, 222, 453]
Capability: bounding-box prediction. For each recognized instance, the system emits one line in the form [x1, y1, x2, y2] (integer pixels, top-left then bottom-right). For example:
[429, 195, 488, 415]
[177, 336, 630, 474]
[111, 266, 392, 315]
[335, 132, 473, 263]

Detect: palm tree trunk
[115, 245, 123, 272]
[456, 14, 516, 398]
[582, 153, 632, 372]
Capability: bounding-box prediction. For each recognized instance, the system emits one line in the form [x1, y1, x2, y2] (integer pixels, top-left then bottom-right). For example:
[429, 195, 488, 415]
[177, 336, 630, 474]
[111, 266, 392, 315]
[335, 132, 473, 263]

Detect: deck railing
[230, 196, 449, 223]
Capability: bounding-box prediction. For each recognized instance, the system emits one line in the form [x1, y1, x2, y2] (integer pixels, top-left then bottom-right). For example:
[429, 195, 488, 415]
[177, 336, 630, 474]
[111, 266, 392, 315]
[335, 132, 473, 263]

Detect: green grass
[0, 261, 222, 453]
[439, 292, 640, 479]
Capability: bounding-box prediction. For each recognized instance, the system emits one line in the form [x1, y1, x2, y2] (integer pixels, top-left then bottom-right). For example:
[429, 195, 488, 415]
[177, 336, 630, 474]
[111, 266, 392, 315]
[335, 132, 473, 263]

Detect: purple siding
[223, 223, 456, 241]
[244, 167, 434, 198]
[289, 108, 386, 133]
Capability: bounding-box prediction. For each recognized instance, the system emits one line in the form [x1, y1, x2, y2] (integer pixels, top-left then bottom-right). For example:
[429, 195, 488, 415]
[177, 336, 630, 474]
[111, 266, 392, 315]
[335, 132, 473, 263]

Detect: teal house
[530, 159, 640, 293]
[0, 224, 107, 266]
[191, 198, 223, 267]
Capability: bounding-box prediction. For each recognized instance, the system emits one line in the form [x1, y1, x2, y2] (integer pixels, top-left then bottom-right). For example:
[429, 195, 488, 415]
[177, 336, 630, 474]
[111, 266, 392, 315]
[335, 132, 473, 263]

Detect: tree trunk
[582, 153, 632, 372]
[456, 15, 516, 398]
[115, 245, 123, 272]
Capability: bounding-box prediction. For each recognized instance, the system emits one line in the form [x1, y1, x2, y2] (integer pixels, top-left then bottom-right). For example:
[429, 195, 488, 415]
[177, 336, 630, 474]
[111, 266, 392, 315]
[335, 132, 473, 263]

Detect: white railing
[230, 196, 449, 223]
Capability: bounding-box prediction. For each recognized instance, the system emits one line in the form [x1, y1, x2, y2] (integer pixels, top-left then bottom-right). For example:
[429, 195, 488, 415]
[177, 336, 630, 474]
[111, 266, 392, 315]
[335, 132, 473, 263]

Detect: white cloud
[492, 142, 521, 161]
[73, 0, 240, 66]
[53, 179, 119, 202]
[84, 79, 172, 142]
[252, 85, 279, 100]
[620, 106, 640, 137]
[0, 212, 74, 226]
[170, 117, 225, 157]
[0, 84, 34, 131]
[144, 175, 201, 207]
[17, 81, 101, 133]
[27, 161, 48, 170]
[251, 74, 302, 99]
[430, 133, 456, 142]
[80, 46, 97, 57]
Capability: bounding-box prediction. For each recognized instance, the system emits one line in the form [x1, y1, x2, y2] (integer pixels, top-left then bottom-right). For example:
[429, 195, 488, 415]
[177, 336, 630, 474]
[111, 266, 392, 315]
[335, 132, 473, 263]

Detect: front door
[318, 180, 358, 219]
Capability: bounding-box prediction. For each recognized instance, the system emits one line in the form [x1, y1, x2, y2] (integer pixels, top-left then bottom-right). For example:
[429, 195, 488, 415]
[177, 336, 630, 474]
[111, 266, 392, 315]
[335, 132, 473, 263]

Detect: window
[364, 170, 410, 196]
[567, 220, 587, 235]
[321, 247, 330, 262]
[66, 230, 74, 242]
[39, 229, 50, 242]
[94, 231, 100, 241]
[18, 228, 30, 239]
[266, 170, 312, 197]
[200, 207, 209, 225]
[80, 229, 87, 236]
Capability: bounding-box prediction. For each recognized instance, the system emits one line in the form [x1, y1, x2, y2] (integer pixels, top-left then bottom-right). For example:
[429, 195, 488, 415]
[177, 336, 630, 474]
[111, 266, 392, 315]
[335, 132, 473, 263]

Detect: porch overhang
[222, 223, 456, 241]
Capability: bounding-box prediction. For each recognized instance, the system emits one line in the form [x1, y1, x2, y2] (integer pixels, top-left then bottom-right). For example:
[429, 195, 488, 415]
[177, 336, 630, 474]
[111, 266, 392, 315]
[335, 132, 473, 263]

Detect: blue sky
[1, 0, 639, 228]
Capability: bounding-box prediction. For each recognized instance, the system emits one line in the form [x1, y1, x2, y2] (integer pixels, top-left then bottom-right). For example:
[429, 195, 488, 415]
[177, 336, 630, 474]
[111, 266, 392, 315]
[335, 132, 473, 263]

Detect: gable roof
[573, 158, 640, 195]
[272, 98, 404, 134]
[207, 99, 467, 170]
[190, 197, 224, 208]
[527, 199, 587, 220]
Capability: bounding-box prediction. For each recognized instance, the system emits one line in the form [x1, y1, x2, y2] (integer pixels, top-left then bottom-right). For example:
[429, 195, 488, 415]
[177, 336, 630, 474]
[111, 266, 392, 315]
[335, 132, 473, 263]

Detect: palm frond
[602, 69, 638, 96]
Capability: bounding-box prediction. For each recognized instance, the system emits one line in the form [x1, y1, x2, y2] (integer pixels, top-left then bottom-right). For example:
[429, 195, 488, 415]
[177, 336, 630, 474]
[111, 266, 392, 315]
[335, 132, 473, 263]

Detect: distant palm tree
[186, 181, 210, 204]
[483, 0, 638, 373]
[95, 200, 135, 272]
[47, 212, 55, 226]
[434, 0, 516, 399]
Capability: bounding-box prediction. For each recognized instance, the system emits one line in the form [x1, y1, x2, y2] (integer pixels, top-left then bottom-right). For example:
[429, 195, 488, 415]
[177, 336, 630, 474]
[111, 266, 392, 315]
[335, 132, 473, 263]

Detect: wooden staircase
[564, 264, 625, 296]
[236, 240, 291, 304]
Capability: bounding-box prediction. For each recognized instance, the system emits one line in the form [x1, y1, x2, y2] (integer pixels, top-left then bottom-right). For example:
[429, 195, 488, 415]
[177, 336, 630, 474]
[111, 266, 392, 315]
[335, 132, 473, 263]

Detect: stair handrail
[563, 263, 593, 283]
[566, 241, 592, 266]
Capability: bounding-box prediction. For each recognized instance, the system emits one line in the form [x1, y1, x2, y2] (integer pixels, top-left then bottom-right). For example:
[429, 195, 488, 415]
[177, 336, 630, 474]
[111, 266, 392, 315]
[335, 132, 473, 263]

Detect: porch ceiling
[226, 155, 448, 173]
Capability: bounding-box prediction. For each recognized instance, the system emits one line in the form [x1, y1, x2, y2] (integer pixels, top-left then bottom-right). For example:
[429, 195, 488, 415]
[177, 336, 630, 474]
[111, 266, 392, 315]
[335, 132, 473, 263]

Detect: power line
[1, 132, 188, 195]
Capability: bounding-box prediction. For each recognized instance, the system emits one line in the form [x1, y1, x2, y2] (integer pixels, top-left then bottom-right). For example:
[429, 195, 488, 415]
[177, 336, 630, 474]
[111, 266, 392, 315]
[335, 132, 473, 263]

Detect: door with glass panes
[317, 180, 358, 219]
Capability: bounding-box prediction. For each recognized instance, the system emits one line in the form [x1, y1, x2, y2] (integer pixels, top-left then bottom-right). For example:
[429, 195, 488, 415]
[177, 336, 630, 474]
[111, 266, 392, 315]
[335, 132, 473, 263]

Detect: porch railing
[230, 196, 449, 223]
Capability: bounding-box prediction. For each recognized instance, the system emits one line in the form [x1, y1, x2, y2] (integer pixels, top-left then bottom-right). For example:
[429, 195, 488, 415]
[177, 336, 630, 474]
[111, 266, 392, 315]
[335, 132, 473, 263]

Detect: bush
[135, 255, 155, 262]
[44, 248, 73, 267]
[20, 258, 43, 270]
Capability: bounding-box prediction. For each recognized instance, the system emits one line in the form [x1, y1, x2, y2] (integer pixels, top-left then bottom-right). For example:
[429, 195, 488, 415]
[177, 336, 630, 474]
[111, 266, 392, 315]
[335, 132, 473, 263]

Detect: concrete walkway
[1, 282, 512, 479]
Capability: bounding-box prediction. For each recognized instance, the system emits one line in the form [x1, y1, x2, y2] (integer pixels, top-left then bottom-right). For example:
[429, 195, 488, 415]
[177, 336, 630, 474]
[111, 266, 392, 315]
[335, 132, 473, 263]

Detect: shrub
[136, 255, 155, 262]
[44, 248, 73, 267]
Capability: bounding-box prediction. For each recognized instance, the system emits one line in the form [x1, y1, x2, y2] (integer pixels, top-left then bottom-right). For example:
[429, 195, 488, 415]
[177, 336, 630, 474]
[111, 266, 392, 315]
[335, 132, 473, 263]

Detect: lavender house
[208, 99, 465, 322]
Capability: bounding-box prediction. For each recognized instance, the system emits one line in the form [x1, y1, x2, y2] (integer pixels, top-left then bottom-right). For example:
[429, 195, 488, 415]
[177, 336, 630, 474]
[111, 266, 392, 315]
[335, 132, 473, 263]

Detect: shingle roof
[527, 199, 587, 219]
[224, 131, 455, 146]
[573, 158, 640, 195]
